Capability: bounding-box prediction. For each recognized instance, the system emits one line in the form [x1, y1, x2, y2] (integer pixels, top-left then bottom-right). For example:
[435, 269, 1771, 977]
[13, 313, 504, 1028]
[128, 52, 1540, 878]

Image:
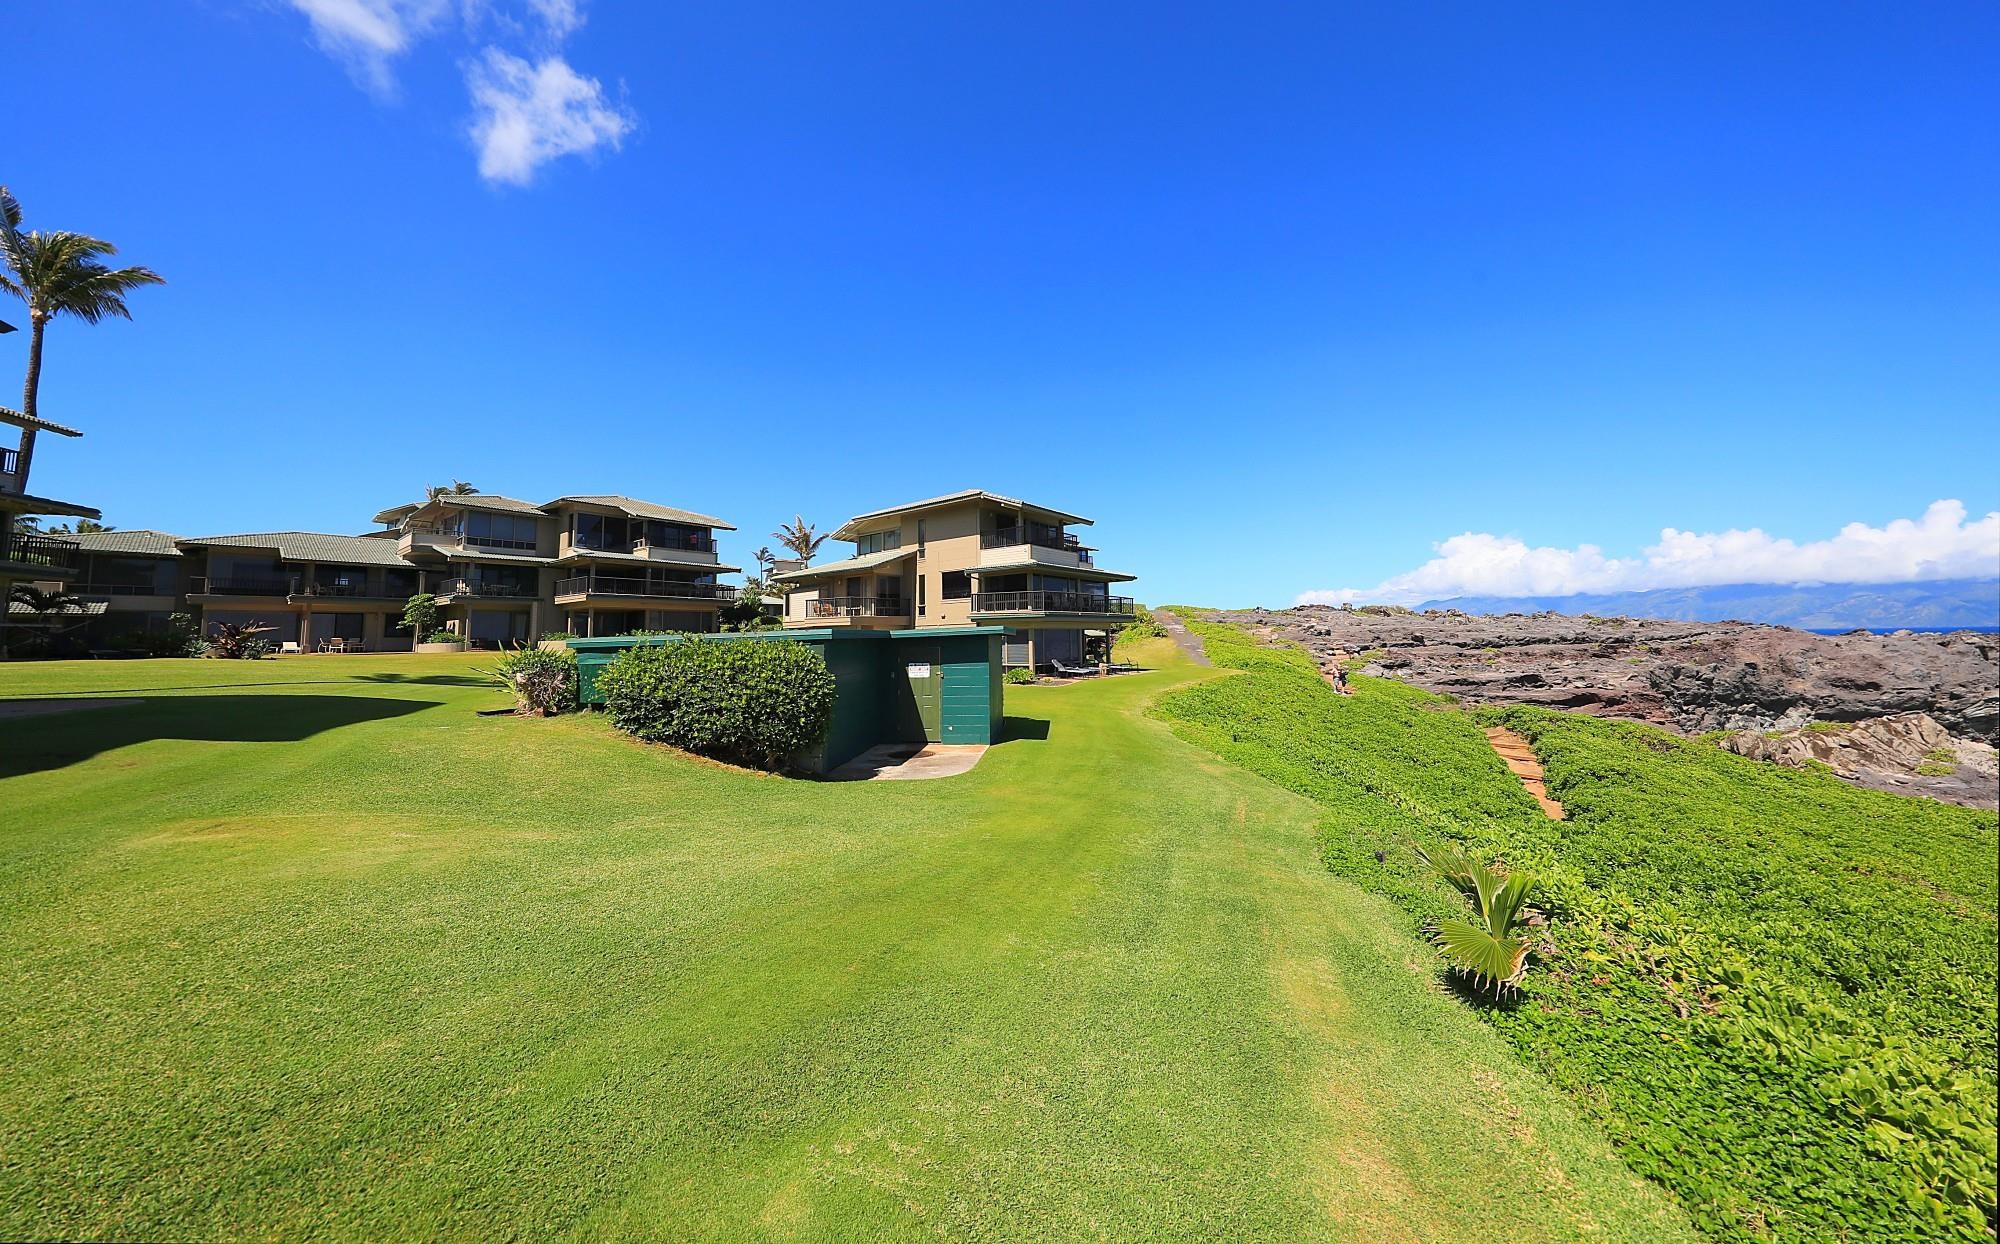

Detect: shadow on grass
[351, 672, 492, 687]
[0, 694, 440, 781]
[998, 715, 1052, 744]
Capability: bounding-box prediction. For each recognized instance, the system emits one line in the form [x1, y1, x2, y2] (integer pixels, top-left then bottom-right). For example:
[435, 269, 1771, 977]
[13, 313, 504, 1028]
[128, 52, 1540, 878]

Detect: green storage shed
[567, 626, 1006, 774]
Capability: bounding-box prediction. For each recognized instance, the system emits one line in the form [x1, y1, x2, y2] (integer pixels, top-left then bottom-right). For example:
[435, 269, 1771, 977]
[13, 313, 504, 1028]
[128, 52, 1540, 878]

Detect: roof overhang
[0, 493, 102, 519]
[774, 547, 916, 582]
[973, 560, 1136, 583]
[831, 490, 1092, 540]
[0, 406, 83, 437]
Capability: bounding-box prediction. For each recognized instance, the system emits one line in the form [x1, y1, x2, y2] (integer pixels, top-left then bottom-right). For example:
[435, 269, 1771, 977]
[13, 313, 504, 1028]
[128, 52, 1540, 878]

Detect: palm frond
[1434, 918, 1533, 994]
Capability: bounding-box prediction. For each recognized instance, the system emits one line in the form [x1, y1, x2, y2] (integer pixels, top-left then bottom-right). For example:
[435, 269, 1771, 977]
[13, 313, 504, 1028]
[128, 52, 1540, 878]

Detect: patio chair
[278, 640, 303, 655]
[1049, 658, 1097, 678]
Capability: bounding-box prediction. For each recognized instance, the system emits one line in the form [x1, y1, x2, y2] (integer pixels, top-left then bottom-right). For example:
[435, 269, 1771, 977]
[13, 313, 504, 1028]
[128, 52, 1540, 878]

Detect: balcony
[554, 575, 734, 603]
[432, 577, 533, 600]
[979, 528, 1094, 568]
[0, 531, 81, 575]
[74, 581, 171, 597]
[0, 446, 17, 478]
[803, 596, 909, 619]
[970, 591, 1135, 616]
[190, 574, 295, 597]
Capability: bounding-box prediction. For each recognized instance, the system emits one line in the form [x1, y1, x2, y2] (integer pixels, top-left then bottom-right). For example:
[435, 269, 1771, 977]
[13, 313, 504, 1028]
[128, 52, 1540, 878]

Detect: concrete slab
[827, 743, 988, 782]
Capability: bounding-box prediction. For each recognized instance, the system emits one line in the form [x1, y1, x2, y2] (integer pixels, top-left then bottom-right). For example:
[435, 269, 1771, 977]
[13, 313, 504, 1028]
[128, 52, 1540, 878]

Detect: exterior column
[297, 609, 313, 653]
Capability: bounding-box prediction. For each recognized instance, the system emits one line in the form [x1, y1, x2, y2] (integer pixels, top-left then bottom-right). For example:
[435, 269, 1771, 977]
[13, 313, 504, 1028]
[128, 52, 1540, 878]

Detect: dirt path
[1156, 608, 1211, 667]
[1484, 726, 1566, 819]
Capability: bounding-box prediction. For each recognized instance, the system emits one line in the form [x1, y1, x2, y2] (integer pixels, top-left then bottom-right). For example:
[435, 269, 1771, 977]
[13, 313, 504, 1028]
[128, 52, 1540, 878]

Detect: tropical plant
[598, 638, 836, 771]
[425, 479, 479, 500]
[1416, 843, 1539, 996]
[204, 621, 270, 660]
[7, 583, 85, 621]
[0, 186, 164, 434]
[489, 645, 577, 715]
[770, 515, 829, 567]
[40, 518, 114, 535]
[1004, 667, 1038, 685]
[401, 593, 440, 638]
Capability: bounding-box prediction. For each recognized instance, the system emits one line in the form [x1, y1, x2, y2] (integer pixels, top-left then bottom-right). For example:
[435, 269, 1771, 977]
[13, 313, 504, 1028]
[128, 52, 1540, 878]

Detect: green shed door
[903, 644, 941, 741]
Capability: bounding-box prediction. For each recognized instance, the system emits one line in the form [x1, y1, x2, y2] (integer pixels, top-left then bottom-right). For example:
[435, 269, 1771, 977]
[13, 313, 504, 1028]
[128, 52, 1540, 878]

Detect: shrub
[1004, 668, 1038, 685]
[423, 631, 463, 645]
[489, 645, 577, 715]
[402, 593, 440, 638]
[205, 622, 269, 660]
[598, 638, 835, 771]
[152, 612, 203, 657]
[1119, 604, 1167, 641]
[539, 631, 573, 642]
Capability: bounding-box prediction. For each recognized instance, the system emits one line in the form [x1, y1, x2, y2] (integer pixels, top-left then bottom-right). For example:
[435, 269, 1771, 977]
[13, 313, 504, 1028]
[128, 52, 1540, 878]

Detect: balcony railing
[981, 528, 1095, 565]
[554, 575, 734, 601]
[806, 596, 909, 618]
[970, 591, 1134, 615]
[74, 581, 168, 597]
[296, 581, 375, 597]
[0, 447, 18, 476]
[571, 535, 718, 556]
[433, 577, 533, 599]
[190, 574, 295, 596]
[1, 532, 81, 573]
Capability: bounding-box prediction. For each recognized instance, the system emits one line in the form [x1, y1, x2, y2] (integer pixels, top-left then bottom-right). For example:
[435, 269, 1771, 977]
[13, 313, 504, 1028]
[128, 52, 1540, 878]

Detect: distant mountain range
[1419, 579, 2000, 630]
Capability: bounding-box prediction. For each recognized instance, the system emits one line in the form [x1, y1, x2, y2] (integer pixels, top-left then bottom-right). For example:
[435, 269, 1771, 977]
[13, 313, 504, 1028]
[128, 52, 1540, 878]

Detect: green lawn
[1, 649, 1693, 1241]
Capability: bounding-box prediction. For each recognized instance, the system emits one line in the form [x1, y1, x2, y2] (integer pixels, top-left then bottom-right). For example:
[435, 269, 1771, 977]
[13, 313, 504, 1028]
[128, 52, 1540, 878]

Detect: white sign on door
[905, 663, 932, 679]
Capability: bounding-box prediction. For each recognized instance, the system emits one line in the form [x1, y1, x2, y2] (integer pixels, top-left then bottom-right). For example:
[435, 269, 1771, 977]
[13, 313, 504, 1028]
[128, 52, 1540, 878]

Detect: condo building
[40, 493, 737, 651]
[775, 489, 1136, 669]
[2, 403, 99, 633]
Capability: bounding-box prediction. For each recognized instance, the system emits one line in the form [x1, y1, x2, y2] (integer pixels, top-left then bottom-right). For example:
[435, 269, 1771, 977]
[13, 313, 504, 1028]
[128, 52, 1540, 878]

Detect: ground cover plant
[489, 644, 577, 715]
[0, 651, 1697, 1241]
[1154, 616, 1999, 1242]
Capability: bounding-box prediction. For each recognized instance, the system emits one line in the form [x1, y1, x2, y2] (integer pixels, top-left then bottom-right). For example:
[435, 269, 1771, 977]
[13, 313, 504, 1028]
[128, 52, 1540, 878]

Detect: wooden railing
[554, 575, 733, 601]
[432, 577, 532, 598]
[806, 596, 909, 618]
[969, 591, 1134, 615]
[1, 531, 81, 572]
[190, 574, 294, 596]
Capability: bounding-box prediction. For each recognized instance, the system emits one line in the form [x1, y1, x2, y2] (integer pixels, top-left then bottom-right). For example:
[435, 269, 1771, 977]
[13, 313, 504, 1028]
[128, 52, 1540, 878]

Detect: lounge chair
[1048, 658, 1097, 678]
[278, 640, 303, 655]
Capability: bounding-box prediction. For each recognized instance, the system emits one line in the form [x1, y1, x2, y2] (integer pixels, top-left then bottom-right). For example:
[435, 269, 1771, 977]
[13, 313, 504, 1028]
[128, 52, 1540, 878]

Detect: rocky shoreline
[1200, 604, 1999, 807]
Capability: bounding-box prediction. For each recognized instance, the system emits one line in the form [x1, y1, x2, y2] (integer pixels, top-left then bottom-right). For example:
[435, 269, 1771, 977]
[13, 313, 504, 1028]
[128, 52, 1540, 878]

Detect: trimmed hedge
[597, 639, 836, 771]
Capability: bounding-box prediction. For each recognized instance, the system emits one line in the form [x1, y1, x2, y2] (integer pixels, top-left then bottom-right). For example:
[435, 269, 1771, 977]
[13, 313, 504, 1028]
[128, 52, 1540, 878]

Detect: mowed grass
[0, 652, 1695, 1241]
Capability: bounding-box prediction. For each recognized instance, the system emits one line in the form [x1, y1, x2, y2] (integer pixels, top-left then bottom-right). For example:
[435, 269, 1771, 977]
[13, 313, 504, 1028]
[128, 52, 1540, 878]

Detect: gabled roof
[177, 531, 415, 567]
[831, 489, 1091, 539]
[773, 546, 915, 582]
[0, 406, 82, 437]
[370, 494, 543, 525]
[541, 494, 734, 530]
[8, 599, 107, 618]
[73, 529, 184, 557]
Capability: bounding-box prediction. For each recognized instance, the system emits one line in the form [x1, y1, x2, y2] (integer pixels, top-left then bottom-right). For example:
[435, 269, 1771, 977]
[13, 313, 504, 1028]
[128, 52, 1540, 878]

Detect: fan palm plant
[1416, 843, 1540, 997]
[1, 186, 164, 426]
[771, 516, 828, 566]
[426, 479, 479, 500]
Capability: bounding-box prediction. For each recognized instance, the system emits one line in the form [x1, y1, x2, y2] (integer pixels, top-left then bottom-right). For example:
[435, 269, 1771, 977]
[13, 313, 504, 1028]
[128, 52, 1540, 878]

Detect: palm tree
[426, 479, 479, 500]
[0, 186, 164, 432]
[771, 516, 828, 567]
[8, 583, 86, 628]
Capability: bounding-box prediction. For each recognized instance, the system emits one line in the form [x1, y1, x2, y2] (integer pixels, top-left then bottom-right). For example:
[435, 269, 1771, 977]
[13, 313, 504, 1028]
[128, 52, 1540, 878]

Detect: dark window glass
[942, 570, 969, 599]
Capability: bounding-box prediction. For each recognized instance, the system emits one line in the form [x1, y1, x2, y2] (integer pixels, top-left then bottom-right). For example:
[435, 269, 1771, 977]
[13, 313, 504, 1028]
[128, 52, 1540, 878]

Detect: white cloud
[282, 0, 634, 182]
[465, 50, 634, 185]
[286, 0, 451, 95]
[1298, 500, 2000, 607]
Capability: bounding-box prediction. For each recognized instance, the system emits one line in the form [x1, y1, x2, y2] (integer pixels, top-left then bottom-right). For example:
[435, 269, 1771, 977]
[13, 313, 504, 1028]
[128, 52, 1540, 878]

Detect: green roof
[178, 531, 413, 567]
[74, 529, 184, 557]
[773, 547, 915, 582]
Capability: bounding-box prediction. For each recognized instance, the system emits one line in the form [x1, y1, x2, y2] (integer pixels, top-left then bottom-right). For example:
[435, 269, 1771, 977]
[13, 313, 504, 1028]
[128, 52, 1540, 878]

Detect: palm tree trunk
[22, 314, 44, 418]
[14, 314, 44, 487]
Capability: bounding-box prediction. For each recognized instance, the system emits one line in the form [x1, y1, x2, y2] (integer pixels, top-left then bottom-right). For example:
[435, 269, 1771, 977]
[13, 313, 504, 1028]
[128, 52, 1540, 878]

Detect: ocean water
[1806, 626, 1999, 635]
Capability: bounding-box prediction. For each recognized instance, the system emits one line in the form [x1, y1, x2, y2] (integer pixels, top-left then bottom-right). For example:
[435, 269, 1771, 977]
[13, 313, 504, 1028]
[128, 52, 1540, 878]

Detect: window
[942, 570, 969, 600]
[466, 512, 539, 550]
[324, 612, 366, 640]
[916, 519, 926, 559]
[382, 568, 418, 598]
[917, 573, 927, 617]
[644, 521, 713, 552]
[855, 529, 902, 555]
[99, 557, 160, 592]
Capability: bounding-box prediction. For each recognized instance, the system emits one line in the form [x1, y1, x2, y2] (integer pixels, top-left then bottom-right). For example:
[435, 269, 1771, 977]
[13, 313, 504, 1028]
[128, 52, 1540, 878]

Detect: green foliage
[539, 631, 572, 643]
[203, 622, 270, 660]
[401, 593, 440, 637]
[489, 645, 577, 715]
[422, 631, 462, 646]
[598, 639, 836, 771]
[1004, 668, 1039, 685]
[153, 612, 203, 658]
[1154, 617, 1999, 1242]
[1417, 843, 1538, 995]
[1119, 604, 1168, 641]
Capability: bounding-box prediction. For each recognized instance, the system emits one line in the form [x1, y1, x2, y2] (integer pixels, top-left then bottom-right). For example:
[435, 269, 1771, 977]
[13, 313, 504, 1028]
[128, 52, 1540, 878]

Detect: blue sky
[9, 2, 1997, 605]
